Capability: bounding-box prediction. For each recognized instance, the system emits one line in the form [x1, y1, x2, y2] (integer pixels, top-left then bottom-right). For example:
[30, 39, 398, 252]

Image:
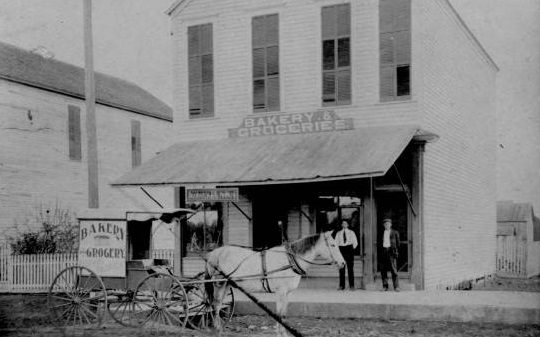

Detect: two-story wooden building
[113, 0, 498, 290]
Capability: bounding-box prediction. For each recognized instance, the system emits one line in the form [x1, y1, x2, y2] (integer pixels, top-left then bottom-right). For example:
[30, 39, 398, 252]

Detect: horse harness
[224, 234, 338, 293]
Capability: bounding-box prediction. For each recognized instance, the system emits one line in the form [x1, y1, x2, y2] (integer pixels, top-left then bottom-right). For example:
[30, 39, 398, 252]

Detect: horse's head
[317, 231, 346, 269]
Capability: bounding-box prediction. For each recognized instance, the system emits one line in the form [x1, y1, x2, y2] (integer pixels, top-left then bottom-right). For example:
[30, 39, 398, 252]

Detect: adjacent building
[113, 0, 498, 290]
[0, 42, 175, 240]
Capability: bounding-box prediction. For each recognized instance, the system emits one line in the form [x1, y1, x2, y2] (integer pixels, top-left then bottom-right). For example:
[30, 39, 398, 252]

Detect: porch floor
[234, 288, 540, 324]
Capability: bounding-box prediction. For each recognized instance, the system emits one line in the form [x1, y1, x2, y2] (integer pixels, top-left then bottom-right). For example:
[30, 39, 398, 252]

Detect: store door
[375, 191, 410, 275]
[253, 194, 288, 250]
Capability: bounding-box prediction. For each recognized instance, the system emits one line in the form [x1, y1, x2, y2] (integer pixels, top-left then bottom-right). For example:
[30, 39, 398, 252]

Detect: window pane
[252, 16, 265, 48]
[267, 46, 279, 75]
[396, 65, 410, 96]
[267, 77, 280, 111]
[337, 69, 351, 104]
[323, 40, 335, 70]
[188, 26, 200, 56]
[202, 83, 214, 114]
[338, 38, 350, 67]
[189, 85, 201, 114]
[253, 48, 266, 78]
[266, 14, 279, 45]
[321, 6, 336, 39]
[337, 4, 350, 36]
[253, 79, 266, 110]
[189, 56, 201, 85]
[68, 105, 81, 161]
[184, 203, 223, 255]
[322, 72, 336, 103]
[201, 54, 213, 83]
[201, 24, 213, 54]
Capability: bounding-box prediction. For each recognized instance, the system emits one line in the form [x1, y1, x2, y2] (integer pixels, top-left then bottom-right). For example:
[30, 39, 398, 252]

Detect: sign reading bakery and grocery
[78, 220, 126, 277]
[228, 110, 354, 138]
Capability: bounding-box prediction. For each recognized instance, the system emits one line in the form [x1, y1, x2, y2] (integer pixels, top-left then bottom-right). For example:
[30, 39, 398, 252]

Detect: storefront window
[184, 202, 223, 256]
[316, 196, 362, 255]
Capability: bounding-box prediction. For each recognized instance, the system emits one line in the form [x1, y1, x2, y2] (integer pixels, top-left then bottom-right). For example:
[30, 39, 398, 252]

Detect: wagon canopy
[111, 125, 436, 187]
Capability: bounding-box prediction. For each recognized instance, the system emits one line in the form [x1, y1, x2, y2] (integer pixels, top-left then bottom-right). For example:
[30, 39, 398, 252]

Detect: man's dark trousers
[381, 247, 399, 289]
[339, 245, 354, 289]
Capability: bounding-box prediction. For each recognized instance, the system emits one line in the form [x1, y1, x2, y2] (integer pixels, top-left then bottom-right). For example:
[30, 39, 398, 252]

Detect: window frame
[131, 120, 141, 168]
[188, 23, 214, 118]
[67, 105, 81, 161]
[321, 3, 352, 107]
[252, 13, 280, 113]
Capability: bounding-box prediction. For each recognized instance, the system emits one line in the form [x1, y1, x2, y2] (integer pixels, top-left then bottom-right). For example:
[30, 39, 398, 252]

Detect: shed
[496, 201, 540, 278]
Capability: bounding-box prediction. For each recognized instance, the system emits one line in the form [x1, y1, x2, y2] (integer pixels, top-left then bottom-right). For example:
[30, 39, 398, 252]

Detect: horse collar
[285, 244, 307, 276]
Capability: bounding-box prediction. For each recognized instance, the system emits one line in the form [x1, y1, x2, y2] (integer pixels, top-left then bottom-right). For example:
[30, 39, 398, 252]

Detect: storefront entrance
[252, 192, 288, 250]
[375, 191, 410, 275]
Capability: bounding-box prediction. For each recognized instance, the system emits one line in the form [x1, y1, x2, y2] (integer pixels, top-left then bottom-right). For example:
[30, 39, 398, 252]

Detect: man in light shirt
[381, 218, 400, 291]
[335, 220, 358, 290]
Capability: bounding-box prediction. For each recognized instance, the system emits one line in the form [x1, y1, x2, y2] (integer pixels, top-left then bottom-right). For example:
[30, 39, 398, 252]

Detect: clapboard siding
[414, 0, 497, 289]
[0, 80, 175, 238]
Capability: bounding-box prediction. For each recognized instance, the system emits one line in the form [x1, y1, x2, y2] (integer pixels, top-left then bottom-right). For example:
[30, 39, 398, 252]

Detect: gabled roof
[497, 201, 534, 222]
[0, 42, 172, 121]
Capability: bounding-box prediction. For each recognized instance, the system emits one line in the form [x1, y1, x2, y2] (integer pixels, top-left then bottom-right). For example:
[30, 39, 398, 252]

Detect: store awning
[111, 125, 435, 187]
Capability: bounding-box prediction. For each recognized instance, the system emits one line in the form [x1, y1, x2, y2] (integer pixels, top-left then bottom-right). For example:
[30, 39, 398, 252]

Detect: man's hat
[382, 218, 392, 224]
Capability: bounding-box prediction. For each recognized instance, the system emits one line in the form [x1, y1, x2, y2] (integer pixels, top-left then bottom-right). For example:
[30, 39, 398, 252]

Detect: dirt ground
[1, 292, 538, 337]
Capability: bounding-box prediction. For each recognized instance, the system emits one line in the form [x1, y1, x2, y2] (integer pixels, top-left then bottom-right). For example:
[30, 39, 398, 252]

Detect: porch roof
[112, 125, 433, 187]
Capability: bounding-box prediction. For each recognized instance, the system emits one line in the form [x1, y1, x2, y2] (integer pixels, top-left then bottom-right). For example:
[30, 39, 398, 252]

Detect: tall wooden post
[84, 0, 99, 208]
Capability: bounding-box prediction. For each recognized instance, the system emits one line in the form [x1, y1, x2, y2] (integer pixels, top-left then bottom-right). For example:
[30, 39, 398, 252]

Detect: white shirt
[336, 228, 358, 249]
[383, 229, 391, 248]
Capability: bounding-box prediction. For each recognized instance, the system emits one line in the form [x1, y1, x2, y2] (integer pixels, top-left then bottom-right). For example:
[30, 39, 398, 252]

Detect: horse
[204, 231, 346, 336]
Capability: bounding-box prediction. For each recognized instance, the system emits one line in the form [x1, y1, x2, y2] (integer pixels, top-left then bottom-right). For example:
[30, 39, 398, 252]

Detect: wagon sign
[78, 220, 127, 277]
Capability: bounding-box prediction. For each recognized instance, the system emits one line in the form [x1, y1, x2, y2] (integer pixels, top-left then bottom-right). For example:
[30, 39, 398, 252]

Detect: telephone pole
[84, 0, 99, 208]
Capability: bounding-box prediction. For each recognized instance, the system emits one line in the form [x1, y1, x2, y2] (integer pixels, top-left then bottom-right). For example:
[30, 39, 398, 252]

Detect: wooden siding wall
[170, 0, 421, 144]
[0, 80, 175, 239]
[414, 0, 497, 289]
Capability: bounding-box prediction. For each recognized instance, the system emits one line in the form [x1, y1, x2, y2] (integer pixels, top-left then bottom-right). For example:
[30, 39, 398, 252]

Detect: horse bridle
[288, 232, 342, 269]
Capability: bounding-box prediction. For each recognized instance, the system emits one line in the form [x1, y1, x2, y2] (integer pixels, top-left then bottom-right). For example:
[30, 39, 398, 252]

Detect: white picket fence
[496, 235, 527, 278]
[0, 243, 176, 293]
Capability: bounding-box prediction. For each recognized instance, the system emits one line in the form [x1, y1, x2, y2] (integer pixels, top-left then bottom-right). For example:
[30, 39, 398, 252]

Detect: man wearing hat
[335, 220, 358, 290]
[381, 218, 400, 291]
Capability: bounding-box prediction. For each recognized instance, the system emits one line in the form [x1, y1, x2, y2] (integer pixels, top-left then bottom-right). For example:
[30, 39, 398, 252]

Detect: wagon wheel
[186, 281, 235, 332]
[107, 289, 136, 326]
[47, 266, 107, 329]
[129, 272, 189, 330]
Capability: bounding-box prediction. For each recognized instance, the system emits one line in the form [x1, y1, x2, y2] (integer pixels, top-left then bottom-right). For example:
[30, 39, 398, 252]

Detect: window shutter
[266, 46, 279, 75]
[379, 33, 394, 65]
[252, 16, 265, 48]
[337, 69, 351, 103]
[267, 77, 280, 111]
[380, 65, 395, 100]
[68, 105, 81, 161]
[322, 72, 336, 103]
[395, 30, 411, 65]
[379, 0, 394, 33]
[393, 0, 411, 32]
[253, 48, 266, 78]
[321, 6, 336, 39]
[337, 37, 350, 67]
[131, 120, 141, 168]
[266, 14, 279, 45]
[188, 23, 213, 117]
[253, 79, 266, 111]
[337, 4, 350, 37]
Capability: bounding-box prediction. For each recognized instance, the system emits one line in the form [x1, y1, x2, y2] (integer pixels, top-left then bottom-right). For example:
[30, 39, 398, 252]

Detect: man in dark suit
[381, 218, 400, 291]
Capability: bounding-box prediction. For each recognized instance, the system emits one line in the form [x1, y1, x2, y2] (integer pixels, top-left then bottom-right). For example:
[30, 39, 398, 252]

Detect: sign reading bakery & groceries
[78, 220, 126, 277]
[186, 188, 239, 202]
[228, 110, 354, 138]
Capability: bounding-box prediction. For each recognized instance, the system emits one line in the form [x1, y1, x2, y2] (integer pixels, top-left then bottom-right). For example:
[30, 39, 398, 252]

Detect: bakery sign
[228, 110, 354, 138]
[78, 220, 126, 277]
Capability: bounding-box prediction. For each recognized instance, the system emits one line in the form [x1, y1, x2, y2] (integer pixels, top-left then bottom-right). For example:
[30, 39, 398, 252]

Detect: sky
[1, 0, 539, 210]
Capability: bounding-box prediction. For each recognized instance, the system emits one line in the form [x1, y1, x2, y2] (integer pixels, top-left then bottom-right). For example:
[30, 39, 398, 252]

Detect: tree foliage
[8, 203, 78, 255]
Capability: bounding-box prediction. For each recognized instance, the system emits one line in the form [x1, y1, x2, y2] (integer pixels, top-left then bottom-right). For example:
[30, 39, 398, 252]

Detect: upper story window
[322, 3, 351, 106]
[188, 23, 214, 118]
[252, 14, 280, 112]
[379, 0, 411, 101]
[131, 120, 141, 168]
[67, 105, 81, 161]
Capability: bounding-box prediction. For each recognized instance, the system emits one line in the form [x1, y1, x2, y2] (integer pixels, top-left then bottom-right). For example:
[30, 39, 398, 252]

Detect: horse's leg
[212, 282, 226, 332]
[275, 290, 289, 337]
